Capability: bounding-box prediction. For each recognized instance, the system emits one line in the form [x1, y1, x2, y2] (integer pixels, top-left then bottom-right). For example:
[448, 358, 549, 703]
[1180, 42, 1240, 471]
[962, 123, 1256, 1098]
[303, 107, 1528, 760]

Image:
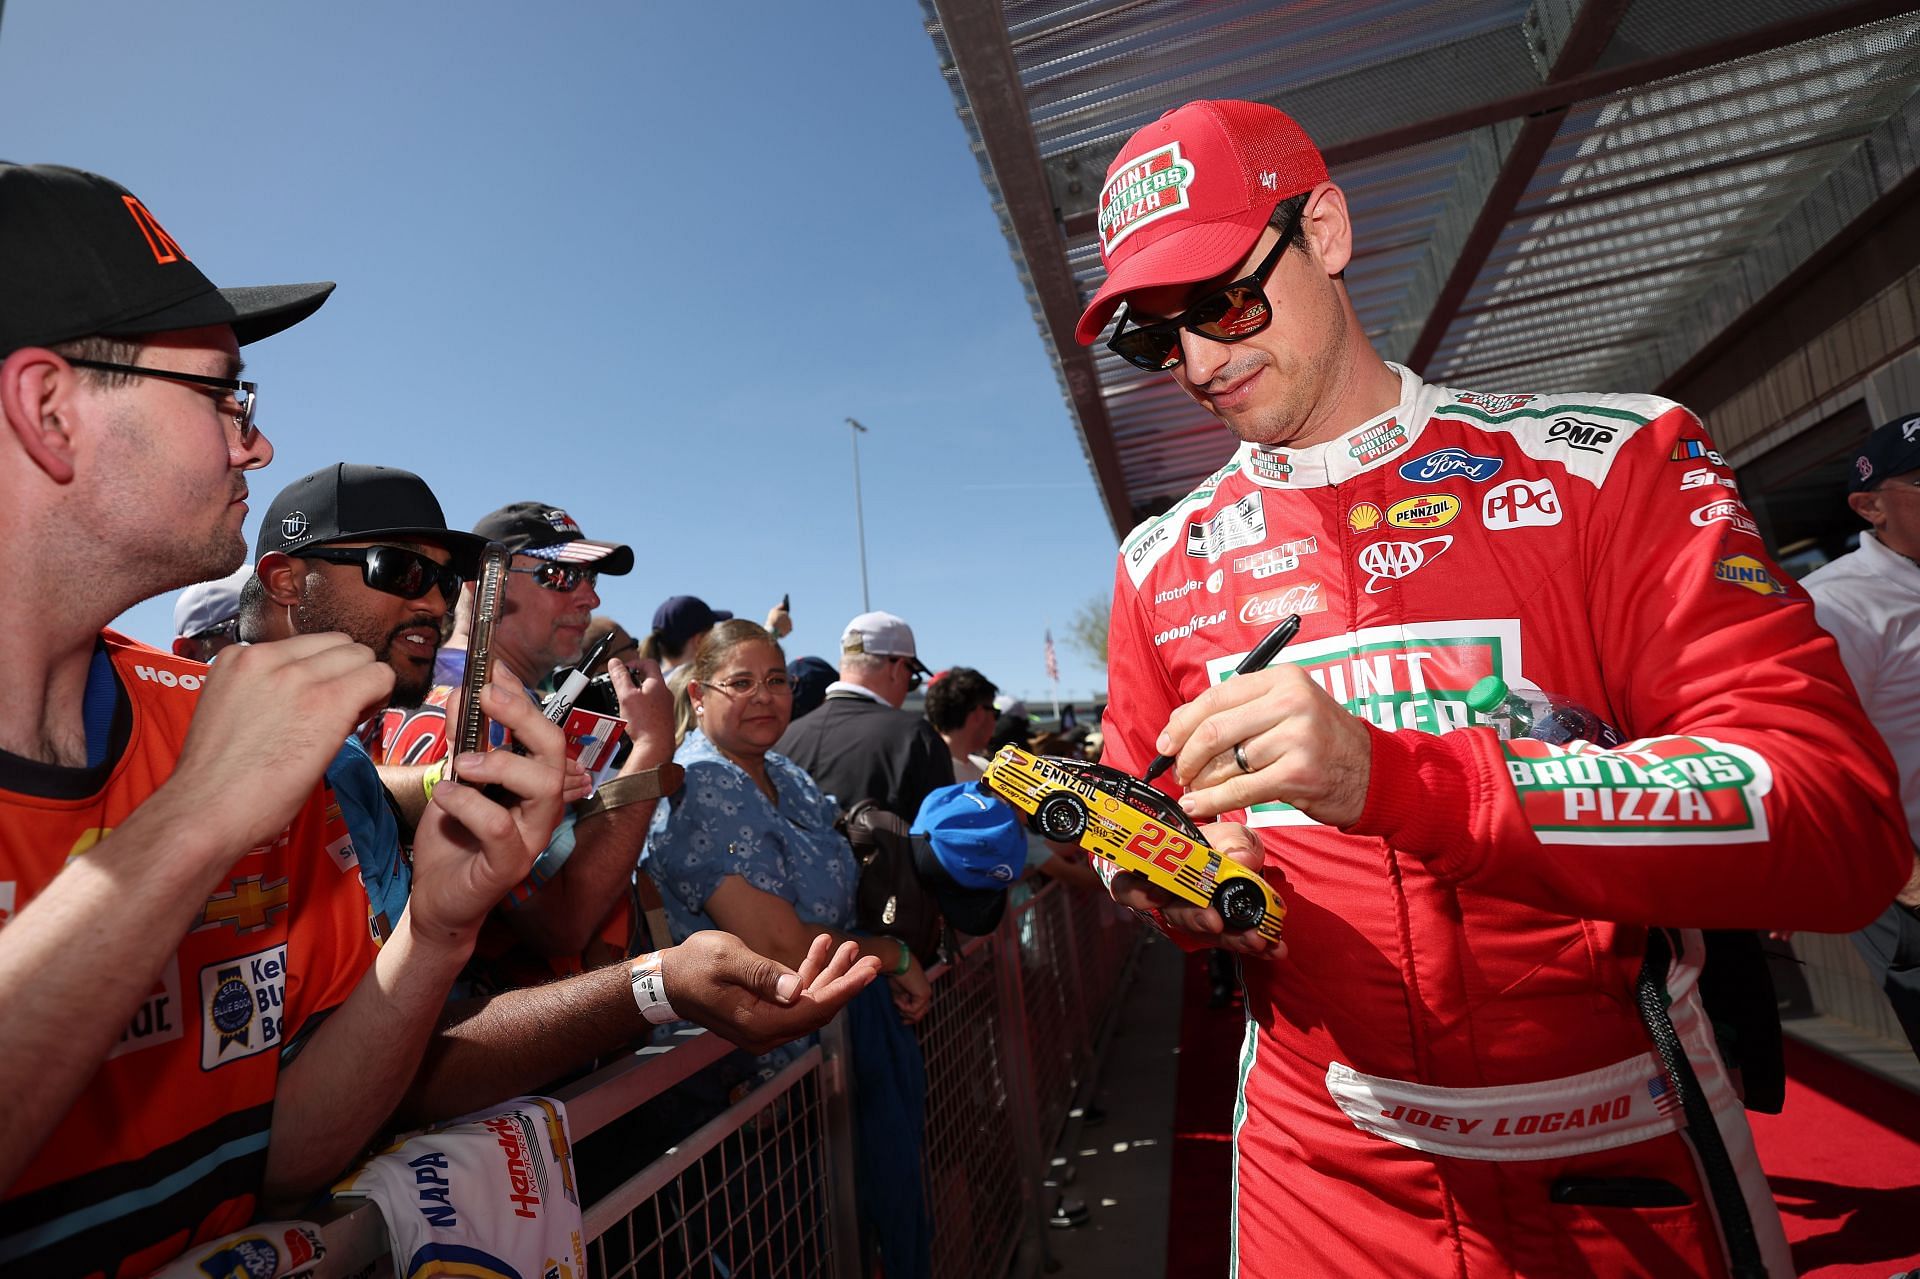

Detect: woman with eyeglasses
[643, 619, 936, 1276]
[643, 619, 932, 1028]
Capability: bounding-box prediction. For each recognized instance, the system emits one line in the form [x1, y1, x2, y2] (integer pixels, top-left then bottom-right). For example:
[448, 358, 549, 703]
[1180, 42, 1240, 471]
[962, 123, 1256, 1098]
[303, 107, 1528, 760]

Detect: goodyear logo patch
[1714, 555, 1785, 597]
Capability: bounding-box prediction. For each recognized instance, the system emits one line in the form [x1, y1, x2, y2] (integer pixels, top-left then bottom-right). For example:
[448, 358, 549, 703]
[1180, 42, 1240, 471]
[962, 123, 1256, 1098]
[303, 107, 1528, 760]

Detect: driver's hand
[1109, 821, 1285, 959]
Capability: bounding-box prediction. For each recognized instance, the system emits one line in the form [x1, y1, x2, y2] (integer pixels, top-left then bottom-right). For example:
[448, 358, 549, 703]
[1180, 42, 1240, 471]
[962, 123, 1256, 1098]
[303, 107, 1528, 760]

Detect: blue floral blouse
[643, 729, 857, 947]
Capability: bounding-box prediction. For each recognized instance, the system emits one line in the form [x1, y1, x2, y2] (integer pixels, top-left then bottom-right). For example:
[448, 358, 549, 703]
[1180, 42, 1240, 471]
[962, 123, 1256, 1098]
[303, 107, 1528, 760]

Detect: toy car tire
[1212, 879, 1267, 932]
[1034, 794, 1089, 842]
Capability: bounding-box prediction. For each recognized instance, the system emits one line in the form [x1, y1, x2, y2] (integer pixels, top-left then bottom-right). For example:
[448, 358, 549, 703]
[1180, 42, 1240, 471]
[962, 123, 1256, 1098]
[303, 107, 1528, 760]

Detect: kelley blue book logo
[1399, 448, 1502, 484]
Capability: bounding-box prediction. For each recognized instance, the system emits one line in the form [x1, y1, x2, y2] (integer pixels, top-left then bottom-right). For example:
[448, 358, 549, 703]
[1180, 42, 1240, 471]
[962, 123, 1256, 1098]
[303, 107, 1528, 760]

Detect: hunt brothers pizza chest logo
[1099, 142, 1197, 253]
[1205, 621, 1522, 827]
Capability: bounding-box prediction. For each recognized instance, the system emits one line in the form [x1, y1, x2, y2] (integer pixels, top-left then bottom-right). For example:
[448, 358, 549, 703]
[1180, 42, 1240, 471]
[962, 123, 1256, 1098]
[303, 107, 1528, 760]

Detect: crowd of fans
[0, 161, 1110, 1279]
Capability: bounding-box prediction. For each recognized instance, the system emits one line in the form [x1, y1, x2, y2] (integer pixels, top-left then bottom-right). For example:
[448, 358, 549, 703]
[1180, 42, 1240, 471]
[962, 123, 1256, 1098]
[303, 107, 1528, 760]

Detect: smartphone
[781, 592, 790, 612]
[448, 541, 510, 783]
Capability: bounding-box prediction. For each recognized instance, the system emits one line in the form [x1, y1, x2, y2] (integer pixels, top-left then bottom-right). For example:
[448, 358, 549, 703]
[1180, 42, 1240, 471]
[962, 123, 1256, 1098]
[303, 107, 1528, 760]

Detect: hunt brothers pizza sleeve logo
[1505, 736, 1773, 845]
[1098, 142, 1197, 254]
[1206, 621, 1523, 827]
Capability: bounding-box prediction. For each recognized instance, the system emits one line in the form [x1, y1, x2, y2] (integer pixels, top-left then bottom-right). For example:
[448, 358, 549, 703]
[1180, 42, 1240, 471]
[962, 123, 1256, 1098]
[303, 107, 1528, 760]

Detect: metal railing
[307, 881, 1142, 1278]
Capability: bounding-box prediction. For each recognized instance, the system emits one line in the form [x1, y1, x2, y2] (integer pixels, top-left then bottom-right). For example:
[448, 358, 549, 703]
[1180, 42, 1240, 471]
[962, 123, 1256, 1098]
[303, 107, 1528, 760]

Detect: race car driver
[1076, 100, 1909, 1277]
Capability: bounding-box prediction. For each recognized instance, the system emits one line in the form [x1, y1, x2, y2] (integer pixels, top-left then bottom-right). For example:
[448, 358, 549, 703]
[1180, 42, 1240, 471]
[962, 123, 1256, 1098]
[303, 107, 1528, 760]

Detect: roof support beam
[930, 0, 1133, 537]
[1320, 0, 1916, 169]
[1403, 0, 1635, 374]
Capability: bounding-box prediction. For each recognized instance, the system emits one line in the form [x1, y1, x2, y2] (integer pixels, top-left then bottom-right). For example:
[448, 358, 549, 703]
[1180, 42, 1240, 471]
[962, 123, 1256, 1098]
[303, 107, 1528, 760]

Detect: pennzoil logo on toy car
[1505, 737, 1772, 844]
[1714, 555, 1786, 597]
[1098, 142, 1196, 253]
[1387, 494, 1460, 529]
[1399, 447, 1502, 484]
[1185, 493, 1265, 561]
[1205, 620, 1524, 826]
[1346, 419, 1410, 465]
[1546, 416, 1619, 453]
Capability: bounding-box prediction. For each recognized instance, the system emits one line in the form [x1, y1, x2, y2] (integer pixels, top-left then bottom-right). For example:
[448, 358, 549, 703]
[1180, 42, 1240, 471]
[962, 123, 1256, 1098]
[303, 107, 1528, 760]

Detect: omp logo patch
[199, 945, 285, 1070]
[1098, 142, 1196, 253]
[1545, 416, 1619, 453]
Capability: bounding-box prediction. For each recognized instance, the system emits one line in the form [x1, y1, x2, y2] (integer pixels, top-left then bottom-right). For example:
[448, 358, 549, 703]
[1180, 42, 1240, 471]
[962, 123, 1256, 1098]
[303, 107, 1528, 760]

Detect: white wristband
[629, 952, 678, 1025]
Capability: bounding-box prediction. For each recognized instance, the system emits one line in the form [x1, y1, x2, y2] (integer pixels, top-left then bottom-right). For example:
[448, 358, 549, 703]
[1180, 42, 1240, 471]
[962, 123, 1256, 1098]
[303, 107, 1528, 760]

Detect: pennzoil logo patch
[1099, 143, 1197, 254]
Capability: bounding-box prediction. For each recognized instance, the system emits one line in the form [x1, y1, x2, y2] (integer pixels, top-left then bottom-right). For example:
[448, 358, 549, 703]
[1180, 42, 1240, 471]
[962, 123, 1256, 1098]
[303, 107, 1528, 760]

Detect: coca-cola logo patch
[1238, 581, 1325, 624]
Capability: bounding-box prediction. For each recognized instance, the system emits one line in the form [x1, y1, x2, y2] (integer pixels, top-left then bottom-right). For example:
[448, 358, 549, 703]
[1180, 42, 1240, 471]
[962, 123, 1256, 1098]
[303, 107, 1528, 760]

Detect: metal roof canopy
[922, 0, 1920, 536]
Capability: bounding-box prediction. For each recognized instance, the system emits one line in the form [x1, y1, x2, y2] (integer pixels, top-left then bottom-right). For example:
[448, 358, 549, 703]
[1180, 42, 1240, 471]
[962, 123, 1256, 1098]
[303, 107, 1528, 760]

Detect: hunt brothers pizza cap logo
[1098, 142, 1198, 254]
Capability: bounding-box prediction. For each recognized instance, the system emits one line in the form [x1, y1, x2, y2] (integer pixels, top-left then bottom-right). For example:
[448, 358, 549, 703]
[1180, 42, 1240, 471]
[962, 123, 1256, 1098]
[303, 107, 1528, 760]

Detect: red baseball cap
[1074, 100, 1329, 346]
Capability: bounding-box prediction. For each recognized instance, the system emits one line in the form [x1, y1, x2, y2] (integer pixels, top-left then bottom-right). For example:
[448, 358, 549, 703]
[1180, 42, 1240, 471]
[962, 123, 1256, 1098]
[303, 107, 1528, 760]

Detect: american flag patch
[526, 541, 611, 564]
[1647, 1073, 1682, 1118]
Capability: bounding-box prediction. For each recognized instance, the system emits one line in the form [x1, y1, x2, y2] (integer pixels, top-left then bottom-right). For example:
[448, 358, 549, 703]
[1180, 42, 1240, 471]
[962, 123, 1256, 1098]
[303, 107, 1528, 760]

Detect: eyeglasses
[64, 357, 260, 447]
[897, 657, 925, 694]
[300, 545, 465, 603]
[702, 674, 794, 698]
[508, 562, 597, 593]
[1105, 203, 1303, 373]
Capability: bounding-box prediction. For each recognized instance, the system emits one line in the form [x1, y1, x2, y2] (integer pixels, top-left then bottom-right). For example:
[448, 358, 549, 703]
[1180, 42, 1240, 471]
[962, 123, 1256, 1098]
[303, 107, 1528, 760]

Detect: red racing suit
[1101, 366, 1908, 1278]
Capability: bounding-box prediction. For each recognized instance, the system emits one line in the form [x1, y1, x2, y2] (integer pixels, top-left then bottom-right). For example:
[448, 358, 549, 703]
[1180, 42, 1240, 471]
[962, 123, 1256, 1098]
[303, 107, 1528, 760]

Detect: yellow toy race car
[984, 745, 1284, 943]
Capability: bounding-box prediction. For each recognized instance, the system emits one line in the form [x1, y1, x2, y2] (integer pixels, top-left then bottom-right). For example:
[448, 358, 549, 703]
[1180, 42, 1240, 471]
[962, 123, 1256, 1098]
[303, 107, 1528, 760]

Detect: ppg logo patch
[199, 944, 286, 1070]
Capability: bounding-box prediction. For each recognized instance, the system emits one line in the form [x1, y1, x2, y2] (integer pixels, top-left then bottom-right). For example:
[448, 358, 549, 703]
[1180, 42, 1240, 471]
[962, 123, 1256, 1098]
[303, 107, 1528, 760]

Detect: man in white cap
[170, 564, 252, 661]
[775, 610, 954, 821]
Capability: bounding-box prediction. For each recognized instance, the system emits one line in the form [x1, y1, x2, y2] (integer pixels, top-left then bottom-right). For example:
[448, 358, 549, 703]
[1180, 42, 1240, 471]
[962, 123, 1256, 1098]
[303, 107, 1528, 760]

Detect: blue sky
[0, 1, 1124, 704]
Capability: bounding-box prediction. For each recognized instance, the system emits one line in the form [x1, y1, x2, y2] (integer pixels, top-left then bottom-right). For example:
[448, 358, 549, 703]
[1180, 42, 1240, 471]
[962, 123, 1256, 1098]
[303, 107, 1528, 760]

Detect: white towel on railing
[332, 1095, 584, 1279]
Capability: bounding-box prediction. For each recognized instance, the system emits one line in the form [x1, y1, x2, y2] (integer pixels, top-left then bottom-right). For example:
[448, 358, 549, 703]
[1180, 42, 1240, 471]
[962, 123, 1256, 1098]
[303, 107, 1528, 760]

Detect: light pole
[846, 417, 871, 612]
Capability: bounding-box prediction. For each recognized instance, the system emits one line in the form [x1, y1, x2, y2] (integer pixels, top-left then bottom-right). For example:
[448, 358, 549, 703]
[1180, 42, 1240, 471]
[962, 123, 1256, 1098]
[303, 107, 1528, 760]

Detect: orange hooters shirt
[0, 632, 375, 1278]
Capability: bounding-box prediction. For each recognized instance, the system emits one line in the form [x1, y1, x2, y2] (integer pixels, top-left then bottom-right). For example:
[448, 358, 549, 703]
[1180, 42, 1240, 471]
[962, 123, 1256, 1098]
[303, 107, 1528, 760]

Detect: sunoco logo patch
[1099, 142, 1197, 254]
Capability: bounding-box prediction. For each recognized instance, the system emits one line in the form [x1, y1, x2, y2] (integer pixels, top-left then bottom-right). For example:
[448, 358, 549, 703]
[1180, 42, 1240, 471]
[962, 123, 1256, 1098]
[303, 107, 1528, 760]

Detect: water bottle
[1465, 676, 1623, 748]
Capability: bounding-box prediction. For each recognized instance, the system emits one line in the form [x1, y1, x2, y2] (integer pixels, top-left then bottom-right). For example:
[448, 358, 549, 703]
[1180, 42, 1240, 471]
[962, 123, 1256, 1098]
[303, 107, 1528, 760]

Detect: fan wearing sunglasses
[379, 500, 685, 982]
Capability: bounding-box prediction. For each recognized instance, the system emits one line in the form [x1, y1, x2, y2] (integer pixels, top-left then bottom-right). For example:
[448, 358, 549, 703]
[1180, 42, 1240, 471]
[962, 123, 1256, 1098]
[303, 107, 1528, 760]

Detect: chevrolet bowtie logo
[195, 875, 290, 935]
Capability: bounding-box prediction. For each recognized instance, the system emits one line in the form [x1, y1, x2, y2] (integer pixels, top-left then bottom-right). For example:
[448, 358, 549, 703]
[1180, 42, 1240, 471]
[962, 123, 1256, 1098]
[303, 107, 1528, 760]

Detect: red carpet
[1166, 953, 1920, 1278]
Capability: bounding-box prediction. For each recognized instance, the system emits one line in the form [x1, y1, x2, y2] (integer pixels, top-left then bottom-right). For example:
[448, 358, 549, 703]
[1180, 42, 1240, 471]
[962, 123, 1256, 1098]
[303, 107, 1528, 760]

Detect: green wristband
[892, 940, 912, 976]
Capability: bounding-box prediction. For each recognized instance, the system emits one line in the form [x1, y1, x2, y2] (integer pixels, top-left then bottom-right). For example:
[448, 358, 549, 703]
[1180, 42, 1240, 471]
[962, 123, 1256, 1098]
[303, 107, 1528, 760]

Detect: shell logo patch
[1348, 502, 1384, 534]
[1099, 142, 1197, 254]
[1387, 494, 1460, 529]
